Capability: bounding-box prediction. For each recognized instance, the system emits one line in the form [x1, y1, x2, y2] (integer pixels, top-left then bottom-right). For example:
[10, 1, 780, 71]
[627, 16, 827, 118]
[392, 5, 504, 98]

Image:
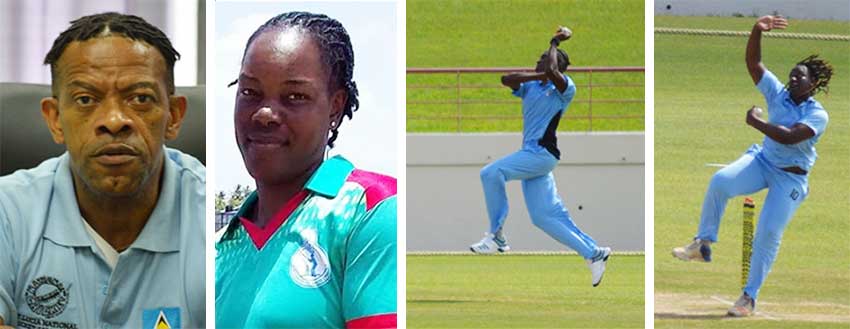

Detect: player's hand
[746, 106, 764, 126]
[553, 26, 572, 41]
[755, 15, 788, 32]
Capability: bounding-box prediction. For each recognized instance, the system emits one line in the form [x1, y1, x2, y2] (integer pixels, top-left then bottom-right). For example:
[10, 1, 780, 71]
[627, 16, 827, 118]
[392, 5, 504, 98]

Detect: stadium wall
[407, 132, 645, 252]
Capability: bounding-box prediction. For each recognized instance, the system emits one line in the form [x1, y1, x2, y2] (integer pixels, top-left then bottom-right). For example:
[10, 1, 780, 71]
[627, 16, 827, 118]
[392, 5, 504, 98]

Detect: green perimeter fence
[407, 66, 645, 132]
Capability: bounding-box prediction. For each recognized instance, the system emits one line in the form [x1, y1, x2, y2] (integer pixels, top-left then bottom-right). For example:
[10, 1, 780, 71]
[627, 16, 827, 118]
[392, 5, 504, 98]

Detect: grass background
[654, 15, 850, 328]
[407, 255, 645, 328]
[406, 0, 645, 132]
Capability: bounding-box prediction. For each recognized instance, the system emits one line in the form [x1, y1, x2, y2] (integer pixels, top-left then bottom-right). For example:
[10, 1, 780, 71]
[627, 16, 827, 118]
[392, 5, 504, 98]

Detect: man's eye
[131, 95, 155, 104]
[75, 96, 96, 106]
[240, 88, 258, 97]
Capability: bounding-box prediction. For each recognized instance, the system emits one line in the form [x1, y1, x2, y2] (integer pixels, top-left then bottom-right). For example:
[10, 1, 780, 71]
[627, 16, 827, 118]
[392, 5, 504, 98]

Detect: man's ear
[165, 95, 187, 140]
[40, 97, 65, 144]
[329, 89, 347, 128]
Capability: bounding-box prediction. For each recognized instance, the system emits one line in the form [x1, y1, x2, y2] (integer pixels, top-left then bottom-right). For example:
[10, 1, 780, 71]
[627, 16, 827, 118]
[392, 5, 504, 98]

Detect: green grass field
[407, 255, 645, 328]
[655, 15, 850, 328]
[406, 0, 645, 132]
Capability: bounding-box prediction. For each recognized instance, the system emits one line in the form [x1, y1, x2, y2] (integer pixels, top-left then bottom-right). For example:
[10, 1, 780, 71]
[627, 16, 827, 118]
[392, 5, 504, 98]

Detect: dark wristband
[550, 38, 560, 46]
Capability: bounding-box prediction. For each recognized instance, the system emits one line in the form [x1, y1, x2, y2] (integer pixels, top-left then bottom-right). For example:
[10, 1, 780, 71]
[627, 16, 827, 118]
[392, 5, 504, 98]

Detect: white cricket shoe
[469, 232, 510, 254]
[727, 292, 755, 317]
[672, 238, 712, 262]
[587, 247, 611, 287]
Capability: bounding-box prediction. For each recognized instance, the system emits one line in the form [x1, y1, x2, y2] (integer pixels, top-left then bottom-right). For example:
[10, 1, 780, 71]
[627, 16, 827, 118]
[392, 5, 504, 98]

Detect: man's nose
[95, 99, 134, 136]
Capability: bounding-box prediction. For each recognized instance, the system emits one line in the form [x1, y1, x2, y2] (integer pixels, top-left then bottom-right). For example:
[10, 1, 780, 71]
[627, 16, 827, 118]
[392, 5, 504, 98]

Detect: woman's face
[234, 28, 345, 185]
[787, 64, 814, 100]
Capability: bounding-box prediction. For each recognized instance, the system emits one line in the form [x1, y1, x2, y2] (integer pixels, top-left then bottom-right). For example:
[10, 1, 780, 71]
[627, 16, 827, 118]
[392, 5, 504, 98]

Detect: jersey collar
[783, 90, 815, 109]
[304, 155, 355, 198]
[44, 148, 181, 253]
[220, 155, 355, 240]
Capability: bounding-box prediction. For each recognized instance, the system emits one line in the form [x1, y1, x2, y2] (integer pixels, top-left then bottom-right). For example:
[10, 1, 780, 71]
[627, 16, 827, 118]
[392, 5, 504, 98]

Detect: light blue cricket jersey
[0, 148, 205, 329]
[757, 70, 828, 172]
[513, 73, 576, 158]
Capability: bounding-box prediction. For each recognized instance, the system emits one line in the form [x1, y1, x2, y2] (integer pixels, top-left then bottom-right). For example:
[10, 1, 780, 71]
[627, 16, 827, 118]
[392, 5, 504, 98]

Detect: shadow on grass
[655, 312, 730, 320]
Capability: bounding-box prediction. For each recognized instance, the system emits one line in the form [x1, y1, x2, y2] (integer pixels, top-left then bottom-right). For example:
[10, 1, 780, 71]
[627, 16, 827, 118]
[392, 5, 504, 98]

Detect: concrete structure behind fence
[407, 132, 645, 252]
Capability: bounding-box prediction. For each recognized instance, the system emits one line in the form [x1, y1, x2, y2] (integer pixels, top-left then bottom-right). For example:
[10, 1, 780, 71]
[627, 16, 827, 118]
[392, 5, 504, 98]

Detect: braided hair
[797, 54, 833, 95]
[242, 11, 359, 148]
[43, 12, 181, 95]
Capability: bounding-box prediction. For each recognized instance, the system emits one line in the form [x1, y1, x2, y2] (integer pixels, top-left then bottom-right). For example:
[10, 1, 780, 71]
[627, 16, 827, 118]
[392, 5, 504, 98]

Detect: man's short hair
[43, 12, 181, 95]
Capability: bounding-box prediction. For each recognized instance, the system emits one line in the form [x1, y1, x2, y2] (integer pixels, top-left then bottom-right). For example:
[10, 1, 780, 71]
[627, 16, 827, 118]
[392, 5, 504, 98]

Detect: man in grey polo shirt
[0, 12, 204, 329]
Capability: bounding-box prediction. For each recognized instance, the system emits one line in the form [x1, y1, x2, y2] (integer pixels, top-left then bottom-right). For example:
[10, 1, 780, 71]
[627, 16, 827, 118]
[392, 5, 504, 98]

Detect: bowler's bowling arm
[543, 40, 567, 93]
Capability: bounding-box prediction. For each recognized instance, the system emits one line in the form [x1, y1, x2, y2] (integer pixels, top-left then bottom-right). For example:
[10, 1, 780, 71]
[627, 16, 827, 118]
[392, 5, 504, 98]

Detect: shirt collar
[304, 155, 354, 198]
[783, 90, 815, 108]
[43, 153, 93, 248]
[220, 155, 355, 240]
[44, 148, 181, 253]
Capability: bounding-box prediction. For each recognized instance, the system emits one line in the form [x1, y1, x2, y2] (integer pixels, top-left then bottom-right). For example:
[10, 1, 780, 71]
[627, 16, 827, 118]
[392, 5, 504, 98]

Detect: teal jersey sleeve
[343, 196, 397, 321]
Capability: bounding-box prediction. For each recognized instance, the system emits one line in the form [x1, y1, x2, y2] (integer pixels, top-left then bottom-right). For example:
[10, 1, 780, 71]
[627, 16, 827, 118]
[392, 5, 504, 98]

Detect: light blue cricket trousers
[697, 144, 808, 299]
[480, 143, 600, 259]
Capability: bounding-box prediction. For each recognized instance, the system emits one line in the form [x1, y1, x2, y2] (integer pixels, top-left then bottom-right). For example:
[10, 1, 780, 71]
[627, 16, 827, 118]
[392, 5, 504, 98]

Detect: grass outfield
[655, 15, 850, 328]
[407, 0, 645, 132]
[407, 255, 644, 328]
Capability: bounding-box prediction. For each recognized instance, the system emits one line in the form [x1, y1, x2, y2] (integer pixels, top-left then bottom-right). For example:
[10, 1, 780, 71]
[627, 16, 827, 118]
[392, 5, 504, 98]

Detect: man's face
[41, 36, 185, 198]
[234, 28, 345, 185]
[788, 64, 814, 99]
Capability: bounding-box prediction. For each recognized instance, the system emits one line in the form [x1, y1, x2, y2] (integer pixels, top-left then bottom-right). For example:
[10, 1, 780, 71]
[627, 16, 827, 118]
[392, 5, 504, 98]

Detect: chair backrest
[0, 83, 205, 176]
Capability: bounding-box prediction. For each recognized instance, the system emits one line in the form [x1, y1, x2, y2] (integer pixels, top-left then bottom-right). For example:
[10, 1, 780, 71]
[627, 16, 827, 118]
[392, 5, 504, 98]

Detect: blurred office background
[0, 0, 205, 86]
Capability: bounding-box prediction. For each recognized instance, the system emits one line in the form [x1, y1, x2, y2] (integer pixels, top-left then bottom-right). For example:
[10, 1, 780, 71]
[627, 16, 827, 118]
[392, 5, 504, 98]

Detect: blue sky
[212, 1, 399, 193]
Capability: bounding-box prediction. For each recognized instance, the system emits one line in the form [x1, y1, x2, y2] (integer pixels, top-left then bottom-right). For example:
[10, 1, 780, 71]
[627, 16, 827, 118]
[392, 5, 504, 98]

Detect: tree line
[215, 184, 254, 213]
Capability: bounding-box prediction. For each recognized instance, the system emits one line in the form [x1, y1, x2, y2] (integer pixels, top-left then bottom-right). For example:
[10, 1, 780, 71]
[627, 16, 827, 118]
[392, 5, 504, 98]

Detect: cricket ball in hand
[752, 107, 763, 117]
[559, 26, 572, 39]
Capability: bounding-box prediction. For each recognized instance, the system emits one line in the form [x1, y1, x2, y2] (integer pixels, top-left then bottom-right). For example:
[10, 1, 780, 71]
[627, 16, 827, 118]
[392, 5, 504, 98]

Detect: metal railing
[407, 66, 644, 132]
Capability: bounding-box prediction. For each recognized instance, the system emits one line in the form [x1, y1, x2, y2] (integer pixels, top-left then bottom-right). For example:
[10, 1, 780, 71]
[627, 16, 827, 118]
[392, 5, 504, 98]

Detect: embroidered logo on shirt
[25, 276, 69, 319]
[290, 229, 331, 288]
[142, 307, 181, 329]
[790, 189, 800, 201]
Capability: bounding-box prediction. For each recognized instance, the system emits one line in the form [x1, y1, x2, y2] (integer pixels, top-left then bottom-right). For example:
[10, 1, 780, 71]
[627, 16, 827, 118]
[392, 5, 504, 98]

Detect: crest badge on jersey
[25, 276, 69, 319]
[290, 229, 331, 288]
[19, 276, 79, 329]
[142, 307, 181, 329]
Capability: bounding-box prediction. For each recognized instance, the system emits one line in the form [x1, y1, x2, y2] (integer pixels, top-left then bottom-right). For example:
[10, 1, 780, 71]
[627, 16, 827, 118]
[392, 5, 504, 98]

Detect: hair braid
[798, 54, 833, 95]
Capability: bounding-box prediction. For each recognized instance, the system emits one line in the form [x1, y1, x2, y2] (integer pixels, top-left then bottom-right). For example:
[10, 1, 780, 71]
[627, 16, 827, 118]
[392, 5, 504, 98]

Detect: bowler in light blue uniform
[673, 15, 834, 317]
[470, 27, 611, 287]
[0, 12, 205, 328]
